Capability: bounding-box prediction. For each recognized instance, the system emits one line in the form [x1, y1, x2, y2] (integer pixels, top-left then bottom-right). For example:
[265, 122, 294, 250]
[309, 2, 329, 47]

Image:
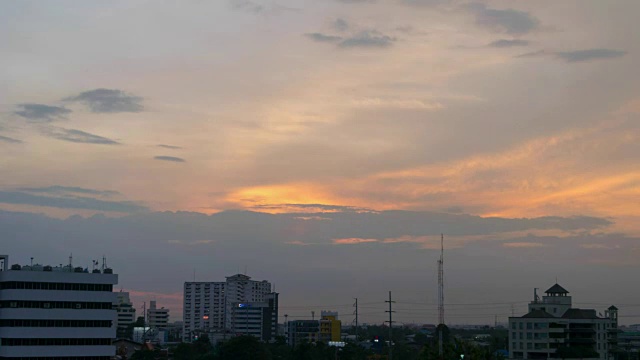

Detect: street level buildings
[0, 254, 118, 359]
[508, 284, 618, 360]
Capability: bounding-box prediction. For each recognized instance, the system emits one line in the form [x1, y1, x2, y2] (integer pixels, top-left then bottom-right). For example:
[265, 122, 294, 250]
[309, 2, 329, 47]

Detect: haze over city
[1, 0, 639, 326]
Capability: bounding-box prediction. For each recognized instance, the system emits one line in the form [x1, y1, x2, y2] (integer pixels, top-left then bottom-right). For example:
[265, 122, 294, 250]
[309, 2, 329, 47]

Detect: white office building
[508, 284, 618, 360]
[0, 254, 118, 359]
[183, 274, 274, 342]
[115, 291, 136, 338]
[147, 300, 169, 329]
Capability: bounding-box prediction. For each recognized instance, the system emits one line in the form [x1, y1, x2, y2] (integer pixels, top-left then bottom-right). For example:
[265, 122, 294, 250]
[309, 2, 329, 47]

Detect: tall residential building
[147, 300, 170, 329]
[183, 274, 274, 342]
[508, 284, 618, 360]
[0, 254, 118, 359]
[114, 291, 136, 338]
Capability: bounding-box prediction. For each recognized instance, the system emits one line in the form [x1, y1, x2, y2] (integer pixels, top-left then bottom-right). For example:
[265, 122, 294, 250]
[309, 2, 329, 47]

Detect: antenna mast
[438, 234, 445, 358]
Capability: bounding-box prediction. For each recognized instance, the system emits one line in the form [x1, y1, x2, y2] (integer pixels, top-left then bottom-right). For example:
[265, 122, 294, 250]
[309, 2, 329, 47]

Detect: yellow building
[319, 311, 341, 342]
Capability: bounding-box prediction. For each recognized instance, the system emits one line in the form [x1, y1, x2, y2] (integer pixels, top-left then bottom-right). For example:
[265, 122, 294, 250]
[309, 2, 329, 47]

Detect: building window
[527, 323, 532, 330]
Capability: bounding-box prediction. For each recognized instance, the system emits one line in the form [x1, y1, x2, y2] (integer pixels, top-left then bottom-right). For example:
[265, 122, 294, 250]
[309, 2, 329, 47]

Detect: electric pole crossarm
[385, 291, 395, 360]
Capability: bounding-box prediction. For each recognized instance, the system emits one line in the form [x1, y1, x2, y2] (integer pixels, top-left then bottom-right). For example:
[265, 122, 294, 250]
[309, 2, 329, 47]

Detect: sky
[1, 0, 639, 325]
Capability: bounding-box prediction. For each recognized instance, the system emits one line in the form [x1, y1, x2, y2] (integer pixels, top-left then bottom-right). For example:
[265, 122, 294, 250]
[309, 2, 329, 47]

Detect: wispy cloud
[488, 39, 530, 48]
[351, 97, 444, 110]
[556, 49, 627, 63]
[467, 3, 540, 35]
[157, 144, 183, 150]
[339, 31, 396, 48]
[14, 104, 71, 122]
[0, 135, 23, 144]
[64, 89, 143, 113]
[305, 33, 343, 43]
[503, 242, 548, 248]
[516, 48, 627, 63]
[333, 237, 378, 245]
[19, 186, 120, 197]
[45, 128, 119, 145]
[154, 156, 186, 163]
[0, 191, 147, 212]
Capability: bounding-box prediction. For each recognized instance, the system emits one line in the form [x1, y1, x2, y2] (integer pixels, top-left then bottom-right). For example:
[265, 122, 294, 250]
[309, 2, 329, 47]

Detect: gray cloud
[64, 89, 143, 113]
[402, 0, 448, 6]
[0, 135, 23, 144]
[467, 3, 540, 35]
[516, 49, 627, 63]
[154, 156, 186, 163]
[0, 191, 147, 212]
[339, 31, 396, 48]
[333, 18, 349, 32]
[230, 0, 264, 13]
[46, 128, 119, 145]
[556, 49, 627, 62]
[14, 104, 71, 122]
[336, 0, 377, 3]
[305, 33, 343, 43]
[488, 39, 530, 48]
[19, 186, 120, 197]
[157, 144, 183, 150]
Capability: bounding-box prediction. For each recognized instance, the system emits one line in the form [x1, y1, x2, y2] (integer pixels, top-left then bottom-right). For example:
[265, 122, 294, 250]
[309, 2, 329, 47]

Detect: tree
[218, 335, 272, 360]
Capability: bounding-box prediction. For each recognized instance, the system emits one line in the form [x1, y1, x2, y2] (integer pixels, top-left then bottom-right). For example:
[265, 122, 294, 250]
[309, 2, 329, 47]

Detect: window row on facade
[0, 319, 112, 328]
[0, 301, 113, 309]
[0, 281, 113, 292]
[0, 338, 112, 346]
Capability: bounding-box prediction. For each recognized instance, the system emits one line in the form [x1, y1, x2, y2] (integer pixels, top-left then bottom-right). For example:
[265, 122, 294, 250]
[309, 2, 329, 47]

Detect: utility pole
[438, 234, 445, 360]
[385, 291, 395, 360]
[353, 298, 359, 341]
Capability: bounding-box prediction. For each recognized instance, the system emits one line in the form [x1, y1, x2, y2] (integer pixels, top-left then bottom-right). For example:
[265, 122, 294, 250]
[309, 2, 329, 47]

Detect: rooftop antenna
[534, 288, 540, 303]
[69, 254, 73, 272]
[312, 311, 315, 320]
[438, 234, 445, 359]
[101, 256, 107, 272]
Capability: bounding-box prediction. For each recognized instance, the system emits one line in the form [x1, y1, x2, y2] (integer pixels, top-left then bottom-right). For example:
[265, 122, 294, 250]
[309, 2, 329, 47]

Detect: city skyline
[2, 0, 639, 326]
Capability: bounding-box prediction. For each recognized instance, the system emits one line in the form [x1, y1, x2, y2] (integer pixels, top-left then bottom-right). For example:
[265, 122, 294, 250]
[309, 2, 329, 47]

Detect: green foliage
[218, 335, 271, 360]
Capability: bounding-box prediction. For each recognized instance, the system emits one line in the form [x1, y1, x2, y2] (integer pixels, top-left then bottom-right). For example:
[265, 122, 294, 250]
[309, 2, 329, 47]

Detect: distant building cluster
[4, 252, 640, 359]
[183, 274, 278, 343]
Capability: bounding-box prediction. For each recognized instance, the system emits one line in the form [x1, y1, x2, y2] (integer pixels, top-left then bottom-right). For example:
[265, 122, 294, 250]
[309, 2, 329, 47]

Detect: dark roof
[608, 305, 618, 310]
[545, 283, 569, 294]
[561, 309, 599, 319]
[522, 309, 556, 319]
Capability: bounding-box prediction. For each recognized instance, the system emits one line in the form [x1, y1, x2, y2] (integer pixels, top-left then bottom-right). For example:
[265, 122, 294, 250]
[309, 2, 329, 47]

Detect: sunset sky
[1, 0, 639, 325]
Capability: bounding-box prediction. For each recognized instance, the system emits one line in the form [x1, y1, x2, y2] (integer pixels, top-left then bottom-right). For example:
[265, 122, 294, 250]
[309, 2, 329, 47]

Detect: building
[0, 254, 118, 359]
[147, 300, 170, 329]
[508, 284, 618, 360]
[229, 292, 279, 341]
[114, 291, 136, 338]
[183, 273, 274, 342]
[288, 320, 320, 346]
[319, 311, 341, 343]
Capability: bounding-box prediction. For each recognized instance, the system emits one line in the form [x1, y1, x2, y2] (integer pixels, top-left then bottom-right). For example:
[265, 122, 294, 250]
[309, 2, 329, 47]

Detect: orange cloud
[333, 238, 378, 245]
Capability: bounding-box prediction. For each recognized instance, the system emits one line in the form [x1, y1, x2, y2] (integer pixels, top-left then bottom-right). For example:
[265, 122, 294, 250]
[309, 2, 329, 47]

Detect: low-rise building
[115, 291, 136, 338]
[148, 300, 169, 329]
[319, 311, 341, 342]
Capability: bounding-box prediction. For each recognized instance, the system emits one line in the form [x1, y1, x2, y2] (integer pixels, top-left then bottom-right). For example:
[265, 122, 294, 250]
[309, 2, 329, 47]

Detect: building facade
[508, 284, 618, 360]
[182, 274, 274, 342]
[229, 292, 279, 341]
[0, 254, 118, 359]
[147, 300, 169, 329]
[288, 320, 320, 347]
[319, 311, 341, 343]
[114, 291, 136, 338]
